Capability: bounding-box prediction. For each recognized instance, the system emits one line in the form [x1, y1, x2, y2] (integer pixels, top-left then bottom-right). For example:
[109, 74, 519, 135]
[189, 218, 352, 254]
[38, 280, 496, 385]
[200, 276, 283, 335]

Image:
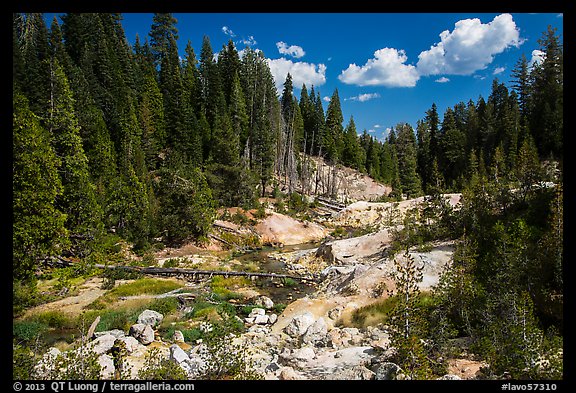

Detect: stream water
[234, 242, 320, 305]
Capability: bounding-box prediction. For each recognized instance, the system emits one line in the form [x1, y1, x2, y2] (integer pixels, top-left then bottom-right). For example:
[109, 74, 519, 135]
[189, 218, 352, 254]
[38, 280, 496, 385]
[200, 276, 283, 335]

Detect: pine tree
[47, 59, 103, 250]
[13, 92, 68, 281]
[388, 247, 433, 379]
[19, 13, 51, 119]
[530, 26, 563, 159]
[342, 116, 362, 170]
[149, 13, 178, 68]
[395, 123, 422, 198]
[324, 89, 344, 162]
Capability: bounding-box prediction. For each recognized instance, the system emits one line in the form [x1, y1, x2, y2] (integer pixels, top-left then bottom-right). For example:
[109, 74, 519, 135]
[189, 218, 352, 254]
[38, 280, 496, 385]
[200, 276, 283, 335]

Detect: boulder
[374, 362, 402, 380]
[268, 313, 278, 325]
[284, 312, 315, 338]
[301, 317, 328, 345]
[169, 344, 192, 376]
[278, 366, 305, 380]
[173, 330, 185, 343]
[137, 309, 164, 327]
[254, 295, 274, 309]
[116, 336, 142, 354]
[94, 329, 126, 339]
[90, 334, 117, 355]
[328, 365, 375, 380]
[98, 354, 115, 379]
[249, 308, 266, 317]
[291, 346, 316, 362]
[129, 323, 155, 345]
[253, 314, 269, 325]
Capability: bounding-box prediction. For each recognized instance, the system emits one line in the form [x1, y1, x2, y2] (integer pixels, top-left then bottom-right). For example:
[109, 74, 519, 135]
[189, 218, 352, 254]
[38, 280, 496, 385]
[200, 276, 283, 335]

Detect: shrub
[13, 320, 48, 342]
[137, 348, 187, 380]
[148, 297, 179, 317]
[30, 311, 74, 329]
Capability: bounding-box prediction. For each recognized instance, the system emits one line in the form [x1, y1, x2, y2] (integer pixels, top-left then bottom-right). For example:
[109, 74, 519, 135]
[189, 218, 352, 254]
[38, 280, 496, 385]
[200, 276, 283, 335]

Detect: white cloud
[323, 96, 331, 102]
[557, 13, 563, 18]
[237, 35, 257, 47]
[474, 74, 487, 80]
[345, 93, 381, 102]
[373, 124, 382, 128]
[417, 13, 523, 76]
[368, 129, 376, 133]
[238, 48, 262, 59]
[435, 76, 450, 83]
[529, 49, 545, 69]
[276, 41, 306, 59]
[267, 58, 327, 93]
[222, 26, 235, 37]
[328, 57, 333, 61]
[493, 66, 506, 75]
[339, 48, 419, 87]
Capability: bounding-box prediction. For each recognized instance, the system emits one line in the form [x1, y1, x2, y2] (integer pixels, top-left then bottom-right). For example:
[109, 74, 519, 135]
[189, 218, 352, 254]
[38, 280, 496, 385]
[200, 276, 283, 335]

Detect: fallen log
[44, 257, 317, 282]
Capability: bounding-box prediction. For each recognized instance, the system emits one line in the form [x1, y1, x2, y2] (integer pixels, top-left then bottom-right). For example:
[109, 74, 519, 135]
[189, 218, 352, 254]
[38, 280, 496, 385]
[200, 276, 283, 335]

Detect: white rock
[173, 330, 185, 343]
[94, 329, 125, 339]
[268, 313, 278, 324]
[117, 336, 142, 354]
[279, 366, 304, 380]
[291, 346, 315, 362]
[253, 314, 269, 325]
[137, 309, 164, 327]
[244, 317, 256, 324]
[328, 365, 375, 380]
[254, 296, 274, 309]
[249, 307, 266, 317]
[90, 334, 117, 355]
[302, 317, 328, 345]
[284, 312, 315, 338]
[129, 323, 155, 345]
[438, 374, 462, 380]
[98, 354, 115, 379]
[169, 344, 190, 364]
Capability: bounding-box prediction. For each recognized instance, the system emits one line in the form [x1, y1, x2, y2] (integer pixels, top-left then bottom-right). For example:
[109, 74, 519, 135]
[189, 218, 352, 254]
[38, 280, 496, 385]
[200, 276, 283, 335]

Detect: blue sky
[47, 13, 563, 141]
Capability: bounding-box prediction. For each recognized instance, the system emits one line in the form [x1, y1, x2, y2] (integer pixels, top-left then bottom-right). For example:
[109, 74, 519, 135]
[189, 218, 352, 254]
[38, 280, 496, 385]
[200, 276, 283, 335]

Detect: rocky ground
[29, 192, 489, 380]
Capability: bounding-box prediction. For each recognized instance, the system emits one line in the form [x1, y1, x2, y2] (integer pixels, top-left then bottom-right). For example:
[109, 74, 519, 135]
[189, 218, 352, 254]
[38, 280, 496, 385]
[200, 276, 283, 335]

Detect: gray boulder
[94, 329, 125, 339]
[117, 336, 144, 354]
[173, 330, 185, 343]
[284, 312, 315, 338]
[98, 354, 115, 379]
[374, 362, 402, 380]
[328, 365, 375, 380]
[249, 307, 266, 317]
[301, 317, 328, 345]
[90, 334, 117, 355]
[254, 295, 274, 309]
[129, 323, 155, 345]
[137, 309, 164, 327]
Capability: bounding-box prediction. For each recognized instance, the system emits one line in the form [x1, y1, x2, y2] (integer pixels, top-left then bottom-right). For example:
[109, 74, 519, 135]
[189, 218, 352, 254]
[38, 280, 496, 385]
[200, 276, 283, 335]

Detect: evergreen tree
[19, 13, 51, 119]
[342, 116, 362, 169]
[324, 89, 344, 162]
[13, 92, 68, 281]
[47, 59, 103, 250]
[149, 13, 178, 67]
[529, 26, 563, 159]
[395, 123, 422, 198]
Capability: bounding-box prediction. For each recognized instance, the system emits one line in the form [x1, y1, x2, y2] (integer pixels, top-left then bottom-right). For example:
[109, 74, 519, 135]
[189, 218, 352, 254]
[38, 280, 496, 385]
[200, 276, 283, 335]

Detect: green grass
[350, 292, 435, 328]
[104, 278, 183, 301]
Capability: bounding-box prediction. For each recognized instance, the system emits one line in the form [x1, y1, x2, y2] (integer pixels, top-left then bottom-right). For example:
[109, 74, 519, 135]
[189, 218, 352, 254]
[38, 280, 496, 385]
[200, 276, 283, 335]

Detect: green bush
[13, 344, 37, 379]
[148, 297, 179, 317]
[13, 320, 49, 342]
[137, 347, 187, 380]
[30, 311, 74, 329]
